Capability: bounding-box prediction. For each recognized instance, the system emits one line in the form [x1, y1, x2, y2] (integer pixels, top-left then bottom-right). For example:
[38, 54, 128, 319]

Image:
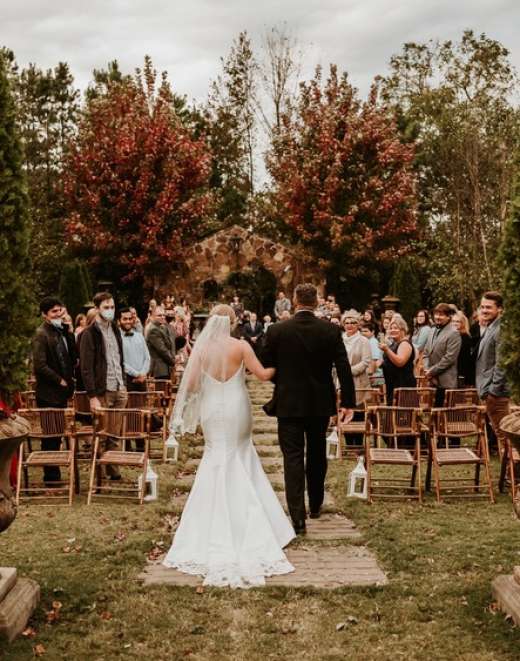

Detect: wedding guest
[341, 310, 372, 445]
[452, 311, 474, 386]
[32, 296, 77, 486]
[380, 315, 416, 405]
[147, 306, 175, 380]
[263, 314, 273, 332]
[280, 310, 291, 321]
[129, 307, 143, 334]
[412, 309, 432, 354]
[361, 322, 384, 387]
[423, 303, 461, 407]
[475, 291, 510, 455]
[274, 291, 291, 320]
[79, 291, 126, 479]
[243, 312, 264, 355]
[230, 295, 244, 321]
[74, 313, 87, 338]
[119, 308, 150, 392]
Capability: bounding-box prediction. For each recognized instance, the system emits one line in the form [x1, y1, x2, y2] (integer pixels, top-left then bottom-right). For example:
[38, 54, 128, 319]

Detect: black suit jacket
[262, 311, 355, 417]
[243, 321, 264, 340]
[32, 322, 77, 404]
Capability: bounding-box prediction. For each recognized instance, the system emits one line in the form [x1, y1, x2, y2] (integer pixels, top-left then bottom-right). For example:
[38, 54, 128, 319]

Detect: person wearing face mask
[32, 296, 77, 486]
[79, 291, 126, 479]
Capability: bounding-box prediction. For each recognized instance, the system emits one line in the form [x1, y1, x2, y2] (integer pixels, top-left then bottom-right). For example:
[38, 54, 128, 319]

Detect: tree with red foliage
[64, 59, 213, 299]
[267, 65, 417, 276]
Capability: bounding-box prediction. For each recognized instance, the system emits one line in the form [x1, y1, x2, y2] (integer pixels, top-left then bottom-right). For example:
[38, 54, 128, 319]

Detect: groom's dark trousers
[262, 311, 355, 525]
[277, 416, 329, 522]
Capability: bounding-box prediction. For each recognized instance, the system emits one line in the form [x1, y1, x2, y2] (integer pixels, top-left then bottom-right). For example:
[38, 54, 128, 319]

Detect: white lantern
[347, 455, 368, 500]
[138, 461, 159, 502]
[326, 428, 340, 459]
[164, 431, 180, 463]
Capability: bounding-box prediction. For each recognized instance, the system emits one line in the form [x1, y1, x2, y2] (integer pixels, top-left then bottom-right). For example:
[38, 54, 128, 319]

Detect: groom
[262, 283, 355, 534]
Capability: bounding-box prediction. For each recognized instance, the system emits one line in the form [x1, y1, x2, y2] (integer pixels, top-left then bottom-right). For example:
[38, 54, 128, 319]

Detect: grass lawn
[1, 445, 519, 660]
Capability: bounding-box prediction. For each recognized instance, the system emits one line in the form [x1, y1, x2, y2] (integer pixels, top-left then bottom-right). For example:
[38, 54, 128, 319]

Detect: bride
[163, 304, 295, 588]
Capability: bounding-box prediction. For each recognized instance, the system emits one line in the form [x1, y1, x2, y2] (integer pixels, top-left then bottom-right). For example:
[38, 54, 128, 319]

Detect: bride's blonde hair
[210, 303, 237, 329]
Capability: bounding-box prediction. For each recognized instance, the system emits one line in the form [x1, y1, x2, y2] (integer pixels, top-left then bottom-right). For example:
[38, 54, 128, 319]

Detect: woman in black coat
[452, 312, 474, 386]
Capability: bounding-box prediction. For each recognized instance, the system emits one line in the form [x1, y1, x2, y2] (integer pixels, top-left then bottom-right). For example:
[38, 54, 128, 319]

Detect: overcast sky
[2, 0, 519, 102]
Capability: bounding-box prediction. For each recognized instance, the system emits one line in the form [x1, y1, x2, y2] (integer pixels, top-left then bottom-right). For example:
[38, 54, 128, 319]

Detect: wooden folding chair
[393, 387, 436, 410]
[147, 378, 176, 419]
[126, 391, 166, 460]
[443, 388, 479, 407]
[498, 415, 520, 502]
[87, 408, 151, 504]
[427, 406, 494, 503]
[16, 408, 76, 505]
[19, 391, 37, 408]
[365, 406, 422, 503]
[337, 388, 383, 458]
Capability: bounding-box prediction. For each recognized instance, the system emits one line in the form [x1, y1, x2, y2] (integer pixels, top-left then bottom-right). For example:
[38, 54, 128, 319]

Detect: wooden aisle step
[139, 546, 387, 588]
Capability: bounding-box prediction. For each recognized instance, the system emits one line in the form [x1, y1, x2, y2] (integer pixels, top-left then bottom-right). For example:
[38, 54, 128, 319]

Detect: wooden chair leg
[508, 452, 516, 503]
[482, 435, 495, 504]
[416, 437, 422, 503]
[16, 444, 23, 505]
[87, 437, 99, 505]
[499, 446, 508, 493]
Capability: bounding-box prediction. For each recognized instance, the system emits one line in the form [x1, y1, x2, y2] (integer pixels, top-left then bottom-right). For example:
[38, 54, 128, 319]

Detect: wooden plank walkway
[139, 376, 387, 590]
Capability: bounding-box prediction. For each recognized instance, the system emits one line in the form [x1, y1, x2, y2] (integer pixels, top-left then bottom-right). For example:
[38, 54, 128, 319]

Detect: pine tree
[0, 51, 36, 400]
[59, 260, 90, 318]
[499, 164, 520, 402]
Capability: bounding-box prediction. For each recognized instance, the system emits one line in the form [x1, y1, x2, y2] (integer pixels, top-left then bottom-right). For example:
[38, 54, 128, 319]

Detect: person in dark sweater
[32, 296, 77, 485]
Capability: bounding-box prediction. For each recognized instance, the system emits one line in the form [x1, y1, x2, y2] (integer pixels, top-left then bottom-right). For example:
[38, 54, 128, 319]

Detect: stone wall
[162, 225, 325, 308]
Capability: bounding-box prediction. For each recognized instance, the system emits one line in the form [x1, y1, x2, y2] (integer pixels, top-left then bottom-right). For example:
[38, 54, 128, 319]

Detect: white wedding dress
[163, 361, 295, 588]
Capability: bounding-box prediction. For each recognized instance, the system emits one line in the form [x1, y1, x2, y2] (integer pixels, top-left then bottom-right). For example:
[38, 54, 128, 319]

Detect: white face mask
[100, 309, 115, 322]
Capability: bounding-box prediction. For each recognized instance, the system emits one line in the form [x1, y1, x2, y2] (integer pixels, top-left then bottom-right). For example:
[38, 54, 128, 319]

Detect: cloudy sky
[2, 0, 519, 102]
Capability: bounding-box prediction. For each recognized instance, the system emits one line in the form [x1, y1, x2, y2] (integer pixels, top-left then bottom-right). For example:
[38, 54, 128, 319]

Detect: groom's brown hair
[294, 283, 318, 308]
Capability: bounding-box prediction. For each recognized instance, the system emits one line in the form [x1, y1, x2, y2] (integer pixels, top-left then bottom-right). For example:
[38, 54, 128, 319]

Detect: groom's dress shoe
[309, 510, 321, 519]
[293, 520, 306, 535]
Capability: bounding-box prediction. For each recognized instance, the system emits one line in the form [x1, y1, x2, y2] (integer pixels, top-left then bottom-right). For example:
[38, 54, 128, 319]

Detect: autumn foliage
[267, 65, 417, 272]
[63, 62, 213, 285]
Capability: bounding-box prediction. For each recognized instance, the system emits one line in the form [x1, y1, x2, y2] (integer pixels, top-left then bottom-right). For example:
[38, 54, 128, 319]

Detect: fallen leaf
[114, 531, 127, 542]
[336, 622, 346, 631]
[195, 586, 204, 595]
[52, 601, 63, 611]
[22, 626, 37, 638]
[46, 610, 58, 624]
[487, 602, 499, 614]
[62, 546, 72, 554]
[33, 643, 46, 656]
[66, 537, 76, 544]
[100, 611, 113, 621]
[347, 615, 359, 624]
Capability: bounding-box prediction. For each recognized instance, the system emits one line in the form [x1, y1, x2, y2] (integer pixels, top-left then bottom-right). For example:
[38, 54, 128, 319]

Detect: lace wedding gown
[163, 363, 295, 588]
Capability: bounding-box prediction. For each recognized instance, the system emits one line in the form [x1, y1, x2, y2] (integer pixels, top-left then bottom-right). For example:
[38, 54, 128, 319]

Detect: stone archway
[163, 225, 325, 309]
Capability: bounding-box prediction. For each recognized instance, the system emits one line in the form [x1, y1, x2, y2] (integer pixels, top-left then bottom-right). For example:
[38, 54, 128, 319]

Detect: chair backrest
[147, 379, 173, 397]
[127, 391, 164, 411]
[368, 406, 420, 447]
[356, 388, 383, 408]
[432, 406, 482, 441]
[18, 407, 75, 437]
[393, 387, 436, 410]
[19, 391, 37, 408]
[74, 391, 92, 416]
[443, 388, 479, 408]
[94, 408, 150, 439]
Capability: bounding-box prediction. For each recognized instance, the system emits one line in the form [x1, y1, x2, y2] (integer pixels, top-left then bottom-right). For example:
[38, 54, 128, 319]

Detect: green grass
[1, 443, 520, 660]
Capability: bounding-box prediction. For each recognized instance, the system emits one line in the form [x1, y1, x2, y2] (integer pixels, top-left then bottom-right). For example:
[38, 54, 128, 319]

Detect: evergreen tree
[0, 51, 36, 400]
[499, 164, 520, 402]
[390, 257, 423, 326]
[59, 260, 91, 318]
